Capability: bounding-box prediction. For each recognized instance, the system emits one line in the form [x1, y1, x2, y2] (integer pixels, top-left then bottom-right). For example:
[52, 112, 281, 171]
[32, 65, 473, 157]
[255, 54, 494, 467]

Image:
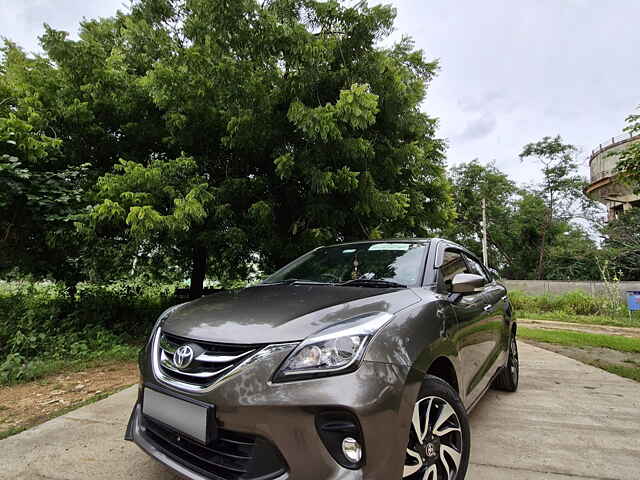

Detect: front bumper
[127, 342, 418, 480]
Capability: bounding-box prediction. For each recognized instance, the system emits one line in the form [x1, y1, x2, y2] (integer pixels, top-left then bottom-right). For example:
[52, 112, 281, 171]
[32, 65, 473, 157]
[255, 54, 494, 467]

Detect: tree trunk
[190, 245, 207, 299]
[536, 213, 551, 280]
[535, 228, 546, 280]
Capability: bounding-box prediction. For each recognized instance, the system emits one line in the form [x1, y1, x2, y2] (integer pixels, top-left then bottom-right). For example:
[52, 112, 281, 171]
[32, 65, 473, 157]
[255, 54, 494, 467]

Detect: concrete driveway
[2, 342, 639, 480]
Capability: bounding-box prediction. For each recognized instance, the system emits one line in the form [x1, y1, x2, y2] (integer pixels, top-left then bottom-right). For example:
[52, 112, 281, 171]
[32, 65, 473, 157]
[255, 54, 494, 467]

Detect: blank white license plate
[142, 387, 213, 444]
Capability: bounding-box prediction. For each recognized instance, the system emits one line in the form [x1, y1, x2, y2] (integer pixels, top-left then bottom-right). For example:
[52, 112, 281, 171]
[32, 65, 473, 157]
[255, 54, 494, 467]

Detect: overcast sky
[2, 0, 639, 185]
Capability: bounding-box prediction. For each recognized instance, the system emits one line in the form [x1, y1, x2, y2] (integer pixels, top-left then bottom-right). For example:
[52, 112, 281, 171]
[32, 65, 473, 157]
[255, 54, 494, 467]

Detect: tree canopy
[617, 106, 640, 193]
[519, 136, 595, 279]
[1, 0, 636, 288]
[1, 0, 454, 296]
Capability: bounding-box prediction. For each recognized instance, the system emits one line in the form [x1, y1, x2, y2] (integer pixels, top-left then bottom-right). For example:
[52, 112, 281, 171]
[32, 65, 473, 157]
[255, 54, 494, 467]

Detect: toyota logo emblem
[173, 345, 194, 369]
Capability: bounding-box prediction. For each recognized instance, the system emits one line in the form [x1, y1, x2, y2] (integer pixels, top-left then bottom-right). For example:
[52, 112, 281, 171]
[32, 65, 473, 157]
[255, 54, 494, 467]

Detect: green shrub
[510, 289, 628, 317]
[0, 280, 182, 384]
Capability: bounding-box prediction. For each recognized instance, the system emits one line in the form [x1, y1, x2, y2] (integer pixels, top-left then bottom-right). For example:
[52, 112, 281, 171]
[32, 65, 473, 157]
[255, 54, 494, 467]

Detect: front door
[439, 249, 493, 403]
[463, 254, 503, 394]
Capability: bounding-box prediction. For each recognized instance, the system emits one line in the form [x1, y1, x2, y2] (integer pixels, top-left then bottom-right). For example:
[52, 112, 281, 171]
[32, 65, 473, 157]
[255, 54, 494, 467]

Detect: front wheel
[403, 375, 471, 480]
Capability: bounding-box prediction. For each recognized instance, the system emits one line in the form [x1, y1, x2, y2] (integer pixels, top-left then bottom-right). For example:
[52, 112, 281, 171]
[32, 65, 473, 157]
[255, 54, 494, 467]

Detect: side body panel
[369, 238, 514, 411]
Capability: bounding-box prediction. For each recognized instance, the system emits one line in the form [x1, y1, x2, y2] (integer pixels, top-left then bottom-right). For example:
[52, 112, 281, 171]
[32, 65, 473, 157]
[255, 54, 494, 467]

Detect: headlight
[273, 312, 393, 382]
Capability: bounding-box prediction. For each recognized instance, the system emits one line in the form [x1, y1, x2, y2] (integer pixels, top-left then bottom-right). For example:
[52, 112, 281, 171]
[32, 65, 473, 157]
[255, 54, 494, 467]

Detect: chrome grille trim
[159, 333, 256, 363]
[197, 351, 256, 363]
[150, 328, 297, 393]
[160, 353, 236, 378]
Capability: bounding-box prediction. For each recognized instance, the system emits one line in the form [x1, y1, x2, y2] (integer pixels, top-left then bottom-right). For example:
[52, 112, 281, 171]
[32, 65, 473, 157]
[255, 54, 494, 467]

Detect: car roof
[322, 238, 433, 248]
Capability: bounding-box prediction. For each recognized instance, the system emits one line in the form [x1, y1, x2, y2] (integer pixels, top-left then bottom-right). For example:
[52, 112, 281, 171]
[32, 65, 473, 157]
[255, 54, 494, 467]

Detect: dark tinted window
[464, 255, 488, 283]
[264, 242, 427, 287]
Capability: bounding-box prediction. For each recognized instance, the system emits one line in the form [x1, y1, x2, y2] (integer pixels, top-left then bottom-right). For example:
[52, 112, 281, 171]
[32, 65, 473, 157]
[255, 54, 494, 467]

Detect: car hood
[162, 284, 421, 344]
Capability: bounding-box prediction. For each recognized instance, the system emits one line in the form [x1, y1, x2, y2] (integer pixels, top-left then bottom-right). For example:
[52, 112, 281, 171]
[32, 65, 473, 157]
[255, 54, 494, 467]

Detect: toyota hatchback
[126, 238, 518, 480]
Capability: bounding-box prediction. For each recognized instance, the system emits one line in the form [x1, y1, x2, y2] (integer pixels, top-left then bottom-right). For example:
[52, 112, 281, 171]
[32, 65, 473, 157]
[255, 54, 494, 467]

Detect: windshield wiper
[264, 278, 332, 286]
[336, 278, 407, 288]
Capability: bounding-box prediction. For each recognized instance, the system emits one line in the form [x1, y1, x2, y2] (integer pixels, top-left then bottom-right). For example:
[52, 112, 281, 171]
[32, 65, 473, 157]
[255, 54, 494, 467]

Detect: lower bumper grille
[141, 415, 286, 480]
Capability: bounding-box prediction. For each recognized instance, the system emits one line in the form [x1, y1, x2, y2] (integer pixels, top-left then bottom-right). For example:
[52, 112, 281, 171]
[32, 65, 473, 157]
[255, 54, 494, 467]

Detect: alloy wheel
[510, 337, 519, 384]
[403, 396, 463, 479]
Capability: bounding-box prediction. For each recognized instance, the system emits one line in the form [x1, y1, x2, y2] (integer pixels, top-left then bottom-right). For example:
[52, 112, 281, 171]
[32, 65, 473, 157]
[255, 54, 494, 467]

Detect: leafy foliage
[1, 0, 453, 297]
[0, 280, 179, 384]
[446, 160, 518, 268]
[0, 108, 89, 283]
[446, 160, 600, 280]
[601, 209, 640, 280]
[519, 136, 596, 279]
[617, 106, 640, 191]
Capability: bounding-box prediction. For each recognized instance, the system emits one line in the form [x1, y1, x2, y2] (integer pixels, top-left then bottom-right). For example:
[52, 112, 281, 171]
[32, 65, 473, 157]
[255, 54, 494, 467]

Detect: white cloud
[0, 0, 124, 53]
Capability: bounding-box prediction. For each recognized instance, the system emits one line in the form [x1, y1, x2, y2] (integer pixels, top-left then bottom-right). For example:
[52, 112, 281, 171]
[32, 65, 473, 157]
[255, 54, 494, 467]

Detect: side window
[439, 250, 470, 291]
[464, 255, 488, 284]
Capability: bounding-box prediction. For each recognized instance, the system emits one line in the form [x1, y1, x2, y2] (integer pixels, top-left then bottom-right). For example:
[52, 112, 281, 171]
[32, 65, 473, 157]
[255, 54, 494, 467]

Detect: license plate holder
[142, 386, 216, 444]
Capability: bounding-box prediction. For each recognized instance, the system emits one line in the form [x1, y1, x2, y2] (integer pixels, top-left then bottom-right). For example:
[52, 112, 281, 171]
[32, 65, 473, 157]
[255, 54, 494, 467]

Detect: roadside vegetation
[0, 280, 179, 384]
[518, 327, 640, 353]
[511, 290, 640, 327]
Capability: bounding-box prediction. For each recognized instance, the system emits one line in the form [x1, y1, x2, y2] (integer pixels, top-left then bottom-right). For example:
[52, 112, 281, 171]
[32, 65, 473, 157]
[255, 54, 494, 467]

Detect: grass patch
[594, 363, 640, 383]
[517, 310, 640, 328]
[0, 425, 28, 441]
[519, 327, 640, 353]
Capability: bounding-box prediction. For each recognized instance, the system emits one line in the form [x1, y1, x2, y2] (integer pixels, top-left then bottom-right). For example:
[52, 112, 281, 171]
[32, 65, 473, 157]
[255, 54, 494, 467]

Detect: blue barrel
[627, 291, 640, 311]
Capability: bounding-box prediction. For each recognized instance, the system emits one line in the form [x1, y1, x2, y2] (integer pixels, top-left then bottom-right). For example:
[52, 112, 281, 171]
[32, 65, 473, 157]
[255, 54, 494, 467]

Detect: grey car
[126, 238, 519, 480]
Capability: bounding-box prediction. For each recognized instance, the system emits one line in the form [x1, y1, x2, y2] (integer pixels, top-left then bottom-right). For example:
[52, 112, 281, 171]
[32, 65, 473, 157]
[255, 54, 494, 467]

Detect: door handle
[484, 304, 493, 312]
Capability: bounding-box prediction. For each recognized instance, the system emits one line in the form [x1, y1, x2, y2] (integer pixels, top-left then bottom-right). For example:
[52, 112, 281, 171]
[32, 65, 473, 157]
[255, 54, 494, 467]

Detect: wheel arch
[425, 356, 459, 394]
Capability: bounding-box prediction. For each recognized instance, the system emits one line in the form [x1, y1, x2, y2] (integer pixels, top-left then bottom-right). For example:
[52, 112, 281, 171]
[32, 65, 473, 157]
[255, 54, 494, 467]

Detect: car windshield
[262, 242, 428, 287]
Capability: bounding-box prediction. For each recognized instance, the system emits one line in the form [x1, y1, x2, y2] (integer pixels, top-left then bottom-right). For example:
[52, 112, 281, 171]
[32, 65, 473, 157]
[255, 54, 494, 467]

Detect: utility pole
[481, 198, 488, 266]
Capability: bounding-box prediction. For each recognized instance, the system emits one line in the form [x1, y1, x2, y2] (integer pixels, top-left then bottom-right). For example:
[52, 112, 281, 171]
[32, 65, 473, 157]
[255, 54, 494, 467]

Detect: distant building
[585, 133, 640, 220]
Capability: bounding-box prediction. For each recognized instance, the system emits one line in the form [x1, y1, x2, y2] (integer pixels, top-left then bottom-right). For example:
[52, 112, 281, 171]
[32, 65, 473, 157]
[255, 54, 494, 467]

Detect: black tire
[493, 333, 519, 392]
[402, 375, 471, 480]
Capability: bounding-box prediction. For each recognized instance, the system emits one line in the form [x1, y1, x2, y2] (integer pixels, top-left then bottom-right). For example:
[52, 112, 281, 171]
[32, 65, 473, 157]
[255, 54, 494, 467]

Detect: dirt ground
[526, 340, 640, 372]
[0, 361, 138, 437]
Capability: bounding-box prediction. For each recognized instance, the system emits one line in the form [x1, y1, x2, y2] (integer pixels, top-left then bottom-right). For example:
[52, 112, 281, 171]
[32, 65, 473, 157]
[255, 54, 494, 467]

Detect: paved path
[2, 342, 639, 480]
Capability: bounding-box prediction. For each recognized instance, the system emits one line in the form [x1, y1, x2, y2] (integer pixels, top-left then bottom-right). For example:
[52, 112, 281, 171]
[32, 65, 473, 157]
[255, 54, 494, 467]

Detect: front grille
[141, 415, 287, 480]
[158, 332, 260, 387]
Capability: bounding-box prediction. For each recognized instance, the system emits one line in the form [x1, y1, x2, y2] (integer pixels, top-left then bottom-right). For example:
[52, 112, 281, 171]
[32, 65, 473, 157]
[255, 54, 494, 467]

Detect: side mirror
[451, 273, 485, 294]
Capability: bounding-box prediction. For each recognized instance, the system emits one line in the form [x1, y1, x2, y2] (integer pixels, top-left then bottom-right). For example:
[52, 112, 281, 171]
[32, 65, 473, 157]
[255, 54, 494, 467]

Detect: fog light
[342, 437, 362, 463]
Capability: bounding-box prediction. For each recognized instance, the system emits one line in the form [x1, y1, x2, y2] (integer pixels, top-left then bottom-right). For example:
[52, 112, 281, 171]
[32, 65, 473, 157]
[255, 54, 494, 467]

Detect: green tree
[3, 1, 454, 297]
[0, 24, 166, 285]
[0, 98, 88, 284]
[85, 0, 454, 297]
[446, 159, 600, 280]
[446, 160, 518, 269]
[617, 106, 640, 191]
[519, 136, 592, 279]
[601, 209, 640, 280]
[504, 191, 546, 279]
[543, 226, 600, 280]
